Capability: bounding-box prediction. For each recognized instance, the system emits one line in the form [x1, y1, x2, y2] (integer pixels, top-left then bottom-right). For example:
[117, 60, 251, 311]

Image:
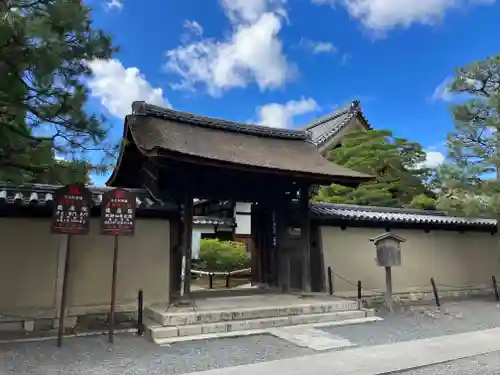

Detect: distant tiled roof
[303, 101, 371, 147]
[310, 203, 496, 228]
[193, 216, 235, 226]
[0, 183, 174, 211]
[124, 102, 371, 184]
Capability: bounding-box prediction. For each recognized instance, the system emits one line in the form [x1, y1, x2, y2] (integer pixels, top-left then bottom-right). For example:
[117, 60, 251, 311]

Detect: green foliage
[0, 0, 118, 183]
[199, 239, 250, 272]
[315, 130, 431, 208]
[436, 54, 500, 218]
[409, 194, 437, 210]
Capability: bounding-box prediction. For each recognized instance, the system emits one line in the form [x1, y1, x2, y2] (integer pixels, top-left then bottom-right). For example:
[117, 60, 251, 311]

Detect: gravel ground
[0, 333, 312, 375]
[2, 299, 500, 375]
[321, 299, 500, 347]
[394, 351, 500, 375]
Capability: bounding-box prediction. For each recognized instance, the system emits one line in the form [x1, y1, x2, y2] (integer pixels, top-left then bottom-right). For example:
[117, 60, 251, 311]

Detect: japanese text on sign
[51, 185, 92, 235]
[101, 189, 136, 236]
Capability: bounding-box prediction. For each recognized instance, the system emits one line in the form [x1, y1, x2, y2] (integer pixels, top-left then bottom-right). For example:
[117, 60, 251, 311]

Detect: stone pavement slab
[190, 327, 500, 375]
[270, 327, 355, 351]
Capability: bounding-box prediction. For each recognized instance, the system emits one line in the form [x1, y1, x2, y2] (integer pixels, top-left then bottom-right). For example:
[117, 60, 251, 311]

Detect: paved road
[395, 351, 500, 375]
[172, 328, 500, 375]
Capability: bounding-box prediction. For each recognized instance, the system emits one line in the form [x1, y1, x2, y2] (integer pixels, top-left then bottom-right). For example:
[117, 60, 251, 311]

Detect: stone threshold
[156, 316, 383, 345]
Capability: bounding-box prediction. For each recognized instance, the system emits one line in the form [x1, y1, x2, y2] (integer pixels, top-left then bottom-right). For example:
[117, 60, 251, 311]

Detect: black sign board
[100, 188, 136, 236]
[51, 184, 92, 235]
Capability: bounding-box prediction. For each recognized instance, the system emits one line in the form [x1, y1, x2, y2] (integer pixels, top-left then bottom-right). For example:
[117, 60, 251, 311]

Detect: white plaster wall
[0, 217, 170, 314]
[0, 218, 59, 310]
[320, 226, 500, 295]
[69, 218, 170, 309]
[193, 225, 215, 235]
[235, 202, 251, 235]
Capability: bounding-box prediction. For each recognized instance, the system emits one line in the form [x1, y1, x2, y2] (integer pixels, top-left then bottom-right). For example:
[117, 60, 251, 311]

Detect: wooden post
[275, 200, 288, 292]
[250, 203, 261, 284]
[108, 235, 119, 343]
[385, 266, 393, 313]
[179, 174, 193, 305]
[300, 184, 311, 293]
[357, 280, 362, 310]
[493, 276, 499, 302]
[56, 235, 72, 347]
[431, 277, 440, 308]
[327, 266, 333, 295]
[137, 289, 144, 336]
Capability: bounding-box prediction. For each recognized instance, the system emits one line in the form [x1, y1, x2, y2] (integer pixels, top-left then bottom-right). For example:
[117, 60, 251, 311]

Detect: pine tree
[314, 130, 431, 207]
[437, 55, 500, 220]
[0, 0, 117, 184]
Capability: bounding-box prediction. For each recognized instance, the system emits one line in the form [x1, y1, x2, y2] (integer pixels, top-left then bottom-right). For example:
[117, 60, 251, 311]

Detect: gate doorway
[106, 101, 370, 304]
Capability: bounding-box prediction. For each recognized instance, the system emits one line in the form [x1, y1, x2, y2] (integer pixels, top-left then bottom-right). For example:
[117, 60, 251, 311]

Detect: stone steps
[147, 309, 375, 342]
[145, 299, 360, 326]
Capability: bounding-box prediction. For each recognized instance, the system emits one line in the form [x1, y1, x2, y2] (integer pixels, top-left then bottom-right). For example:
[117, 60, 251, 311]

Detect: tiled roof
[0, 184, 174, 211]
[310, 203, 496, 227]
[303, 101, 371, 147]
[132, 101, 308, 140]
[193, 216, 235, 226]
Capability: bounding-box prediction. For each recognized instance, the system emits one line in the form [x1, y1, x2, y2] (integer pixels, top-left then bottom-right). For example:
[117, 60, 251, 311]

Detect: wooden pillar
[300, 184, 311, 293]
[169, 219, 182, 301]
[251, 203, 262, 284]
[275, 199, 289, 291]
[179, 174, 194, 305]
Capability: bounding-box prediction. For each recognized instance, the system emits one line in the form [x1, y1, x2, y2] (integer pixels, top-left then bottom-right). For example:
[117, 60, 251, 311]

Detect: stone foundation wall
[334, 285, 496, 308]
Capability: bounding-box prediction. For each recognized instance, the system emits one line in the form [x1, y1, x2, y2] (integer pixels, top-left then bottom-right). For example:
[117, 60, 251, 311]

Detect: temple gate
[107, 101, 370, 304]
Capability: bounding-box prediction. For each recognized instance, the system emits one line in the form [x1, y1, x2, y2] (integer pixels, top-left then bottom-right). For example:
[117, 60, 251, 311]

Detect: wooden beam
[153, 149, 369, 187]
[300, 184, 311, 293]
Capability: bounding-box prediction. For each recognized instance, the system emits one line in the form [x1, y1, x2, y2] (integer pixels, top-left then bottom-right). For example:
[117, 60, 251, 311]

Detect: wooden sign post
[100, 188, 136, 344]
[51, 184, 92, 347]
[370, 232, 406, 313]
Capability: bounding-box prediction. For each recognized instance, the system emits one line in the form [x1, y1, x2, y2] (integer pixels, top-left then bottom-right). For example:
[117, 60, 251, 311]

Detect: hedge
[198, 238, 250, 272]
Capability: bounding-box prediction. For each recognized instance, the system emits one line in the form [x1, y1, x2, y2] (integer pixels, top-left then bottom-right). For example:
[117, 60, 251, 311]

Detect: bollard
[137, 289, 144, 336]
[327, 266, 333, 295]
[357, 280, 362, 310]
[225, 272, 230, 288]
[209, 273, 214, 289]
[493, 276, 499, 302]
[430, 278, 440, 308]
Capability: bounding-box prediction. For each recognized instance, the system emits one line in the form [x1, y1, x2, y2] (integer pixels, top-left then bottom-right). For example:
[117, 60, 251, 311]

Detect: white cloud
[103, 0, 123, 11]
[422, 151, 446, 168]
[431, 76, 480, 102]
[312, 0, 496, 34]
[87, 59, 170, 118]
[256, 97, 320, 128]
[183, 20, 203, 36]
[164, 0, 294, 96]
[432, 77, 455, 101]
[220, 0, 288, 23]
[300, 38, 337, 54]
[340, 53, 353, 65]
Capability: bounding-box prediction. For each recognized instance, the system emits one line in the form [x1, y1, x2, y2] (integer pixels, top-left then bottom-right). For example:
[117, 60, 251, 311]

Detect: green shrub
[199, 239, 250, 272]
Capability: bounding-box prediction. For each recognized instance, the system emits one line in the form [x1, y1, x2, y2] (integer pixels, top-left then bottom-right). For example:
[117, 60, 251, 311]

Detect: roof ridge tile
[131, 101, 309, 140]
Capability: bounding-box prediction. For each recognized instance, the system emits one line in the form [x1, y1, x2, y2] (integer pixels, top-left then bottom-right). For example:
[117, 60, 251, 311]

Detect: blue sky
[82, 0, 500, 186]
